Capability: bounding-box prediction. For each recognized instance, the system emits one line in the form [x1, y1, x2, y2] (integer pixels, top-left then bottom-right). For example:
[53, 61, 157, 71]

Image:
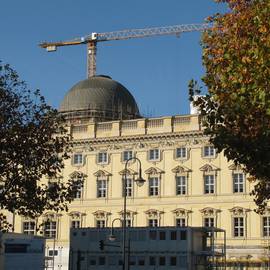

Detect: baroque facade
[10, 75, 270, 269]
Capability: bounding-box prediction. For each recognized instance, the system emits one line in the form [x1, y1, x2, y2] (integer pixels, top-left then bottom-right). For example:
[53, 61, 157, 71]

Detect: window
[149, 149, 160, 161]
[233, 217, 244, 237]
[96, 220, 105, 228]
[204, 217, 215, 227]
[159, 231, 166, 240]
[75, 182, 83, 199]
[180, 230, 187, 240]
[149, 230, 157, 240]
[149, 219, 158, 227]
[171, 231, 177, 240]
[149, 177, 159, 196]
[176, 218, 186, 227]
[204, 175, 215, 194]
[73, 153, 83, 165]
[263, 217, 270, 237]
[44, 221, 57, 238]
[176, 147, 187, 159]
[159, 256, 166, 266]
[203, 146, 215, 158]
[149, 256, 156, 266]
[71, 220, 80, 229]
[123, 178, 133, 197]
[125, 219, 132, 227]
[98, 256, 106, 265]
[176, 176, 187, 195]
[97, 152, 108, 164]
[48, 250, 58, 256]
[233, 173, 244, 193]
[122, 150, 133, 162]
[97, 180, 107, 198]
[170, 256, 177, 266]
[138, 256, 145, 266]
[23, 221, 35, 235]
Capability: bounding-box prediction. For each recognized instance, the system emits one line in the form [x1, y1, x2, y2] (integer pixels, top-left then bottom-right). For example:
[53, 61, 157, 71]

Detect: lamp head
[134, 176, 146, 187]
[108, 234, 116, 241]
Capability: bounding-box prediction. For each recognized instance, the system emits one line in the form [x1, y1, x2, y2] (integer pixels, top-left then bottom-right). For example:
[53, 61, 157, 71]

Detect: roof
[59, 75, 140, 121]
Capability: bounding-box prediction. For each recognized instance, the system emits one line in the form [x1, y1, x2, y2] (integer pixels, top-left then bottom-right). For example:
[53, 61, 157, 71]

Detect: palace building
[11, 75, 270, 269]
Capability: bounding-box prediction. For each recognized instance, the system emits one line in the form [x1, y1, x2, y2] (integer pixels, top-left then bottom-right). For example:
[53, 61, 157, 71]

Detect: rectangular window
[96, 220, 105, 228]
[204, 175, 215, 194]
[159, 256, 166, 266]
[233, 217, 244, 237]
[149, 219, 158, 227]
[97, 152, 108, 164]
[97, 180, 107, 198]
[203, 146, 215, 157]
[98, 256, 106, 265]
[121, 219, 132, 228]
[149, 230, 157, 240]
[176, 147, 187, 159]
[170, 231, 177, 240]
[123, 178, 133, 197]
[233, 173, 244, 193]
[204, 217, 215, 227]
[71, 220, 80, 229]
[23, 221, 35, 235]
[176, 218, 186, 227]
[149, 177, 159, 196]
[44, 221, 57, 238]
[170, 256, 177, 266]
[149, 256, 156, 266]
[180, 230, 187, 240]
[149, 149, 159, 161]
[75, 182, 83, 199]
[159, 231, 166, 240]
[138, 256, 145, 266]
[263, 217, 270, 237]
[176, 176, 187, 195]
[73, 153, 83, 165]
[122, 150, 133, 162]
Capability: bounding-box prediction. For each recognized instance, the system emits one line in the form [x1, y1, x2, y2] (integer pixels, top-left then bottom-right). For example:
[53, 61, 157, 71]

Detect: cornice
[72, 130, 205, 147]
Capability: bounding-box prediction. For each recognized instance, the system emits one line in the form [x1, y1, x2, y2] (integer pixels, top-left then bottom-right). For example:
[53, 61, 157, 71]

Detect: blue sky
[1, 0, 227, 117]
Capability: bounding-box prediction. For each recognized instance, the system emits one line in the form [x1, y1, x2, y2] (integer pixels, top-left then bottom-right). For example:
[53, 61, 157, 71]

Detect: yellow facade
[11, 114, 270, 268]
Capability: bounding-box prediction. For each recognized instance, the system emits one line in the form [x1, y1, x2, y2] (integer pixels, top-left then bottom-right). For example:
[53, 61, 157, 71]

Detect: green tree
[0, 62, 83, 230]
[190, 0, 270, 212]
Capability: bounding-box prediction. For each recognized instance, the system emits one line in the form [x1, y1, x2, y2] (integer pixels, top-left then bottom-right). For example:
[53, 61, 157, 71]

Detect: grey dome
[59, 75, 140, 121]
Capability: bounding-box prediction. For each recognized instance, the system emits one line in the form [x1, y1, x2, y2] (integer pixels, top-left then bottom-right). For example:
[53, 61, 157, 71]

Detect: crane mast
[39, 23, 210, 78]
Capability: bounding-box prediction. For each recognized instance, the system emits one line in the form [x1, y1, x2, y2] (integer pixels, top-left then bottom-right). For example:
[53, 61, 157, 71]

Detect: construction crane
[39, 23, 211, 78]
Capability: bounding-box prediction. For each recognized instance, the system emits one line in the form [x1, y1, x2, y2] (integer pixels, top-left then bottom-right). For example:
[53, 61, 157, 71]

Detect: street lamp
[122, 157, 145, 270]
[108, 218, 121, 242]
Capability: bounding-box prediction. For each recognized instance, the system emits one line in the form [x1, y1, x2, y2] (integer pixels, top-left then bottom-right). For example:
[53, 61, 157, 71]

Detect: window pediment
[200, 164, 219, 172]
[228, 164, 243, 171]
[94, 170, 112, 177]
[172, 208, 191, 217]
[118, 210, 137, 218]
[43, 212, 61, 219]
[69, 171, 87, 179]
[229, 206, 250, 216]
[200, 207, 220, 216]
[68, 211, 86, 219]
[172, 165, 191, 174]
[92, 210, 111, 219]
[119, 168, 137, 176]
[145, 209, 164, 218]
[145, 167, 164, 175]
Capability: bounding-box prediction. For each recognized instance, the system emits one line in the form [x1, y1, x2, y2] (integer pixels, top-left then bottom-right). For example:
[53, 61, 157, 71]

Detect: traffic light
[99, 240, 104, 250]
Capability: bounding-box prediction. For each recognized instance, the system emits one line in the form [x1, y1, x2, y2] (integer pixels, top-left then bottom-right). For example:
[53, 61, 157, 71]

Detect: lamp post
[122, 157, 145, 270]
[108, 218, 122, 242]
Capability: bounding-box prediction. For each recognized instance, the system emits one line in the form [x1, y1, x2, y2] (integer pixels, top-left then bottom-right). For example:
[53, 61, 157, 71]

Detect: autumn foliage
[190, 0, 270, 211]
